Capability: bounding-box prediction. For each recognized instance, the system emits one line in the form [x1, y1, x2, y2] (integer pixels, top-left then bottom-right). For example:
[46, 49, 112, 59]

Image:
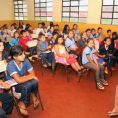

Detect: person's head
[50, 26, 54, 33]
[39, 33, 45, 42]
[72, 28, 76, 35]
[0, 40, 4, 52]
[42, 22, 45, 27]
[20, 30, 27, 38]
[38, 23, 42, 28]
[73, 24, 78, 30]
[50, 22, 53, 26]
[91, 28, 96, 35]
[104, 37, 111, 46]
[26, 30, 32, 36]
[112, 32, 117, 38]
[3, 28, 8, 34]
[86, 38, 94, 48]
[26, 23, 30, 28]
[85, 28, 91, 37]
[81, 31, 87, 39]
[13, 23, 17, 27]
[63, 24, 69, 31]
[107, 29, 112, 36]
[67, 30, 74, 39]
[13, 31, 19, 39]
[18, 26, 23, 33]
[52, 32, 58, 40]
[55, 35, 65, 45]
[56, 24, 59, 29]
[2, 24, 8, 29]
[19, 20, 24, 26]
[27, 25, 32, 31]
[9, 45, 25, 61]
[97, 27, 102, 34]
[10, 24, 15, 30]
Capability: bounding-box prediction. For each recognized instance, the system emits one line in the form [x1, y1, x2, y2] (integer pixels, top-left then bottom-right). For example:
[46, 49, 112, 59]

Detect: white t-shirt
[36, 28, 44, 34]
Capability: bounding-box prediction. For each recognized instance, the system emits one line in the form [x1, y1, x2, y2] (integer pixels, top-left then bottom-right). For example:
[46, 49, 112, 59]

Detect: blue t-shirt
[9, 38, 19, 46]
[48, 32, 52, 38]
[6, 59, 33, 80]
[75, 29, 79, 37]
[82, 46, 95, 64]
[65, 37, 75, 52]
[49, 39, 54, 45]
[89, 34, 97, 38]
[42, 42, 46, 48]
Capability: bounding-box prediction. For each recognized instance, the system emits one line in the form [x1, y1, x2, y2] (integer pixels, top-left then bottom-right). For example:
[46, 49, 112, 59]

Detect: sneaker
[97, 83, 104, 90]
[100, 79, 108, 86]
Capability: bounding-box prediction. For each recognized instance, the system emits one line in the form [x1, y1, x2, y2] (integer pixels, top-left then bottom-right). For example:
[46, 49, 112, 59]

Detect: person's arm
[95, 51, 106, 58]
[54, 45, 69, 58]
[68, 47, 76, 51]
[93, 54, 98, 65]
[37, 42, 47, 51]
[86, 55, 96, 66]
[48, 35, 52, 40]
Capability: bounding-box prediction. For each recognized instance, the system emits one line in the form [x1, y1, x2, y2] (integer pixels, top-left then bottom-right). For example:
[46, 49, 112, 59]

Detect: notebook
[97, 58, 105, 65]
[0, 79, 18, 89]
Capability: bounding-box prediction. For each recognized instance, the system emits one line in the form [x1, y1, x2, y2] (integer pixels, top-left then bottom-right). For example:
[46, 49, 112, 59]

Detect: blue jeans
[0, 93, 13, 118]
[40, 52, 53, 65]
[15, 79, 38, 103]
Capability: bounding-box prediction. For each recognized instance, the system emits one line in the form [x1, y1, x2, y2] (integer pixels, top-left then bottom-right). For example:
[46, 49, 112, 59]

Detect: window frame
[62, 0, 88, 23]
[101, 0, 118, 25]
[34, 0, 53, 21]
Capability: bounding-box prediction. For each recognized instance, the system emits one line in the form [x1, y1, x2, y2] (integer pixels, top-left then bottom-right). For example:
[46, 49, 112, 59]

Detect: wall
[0, 0, 118, 36]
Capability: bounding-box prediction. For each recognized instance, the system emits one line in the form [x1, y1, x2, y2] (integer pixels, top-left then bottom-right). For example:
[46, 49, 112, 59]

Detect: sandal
[104, 70, 108, 74]
[33, 96, 39, 109]
[111, 67, 115, 71]
[18, 107, 29, 117]
[43, 64, 47, 68]
[108, 111, 118, 117]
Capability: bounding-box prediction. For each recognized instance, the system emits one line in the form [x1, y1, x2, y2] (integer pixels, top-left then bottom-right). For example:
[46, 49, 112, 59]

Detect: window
[34, 0, 53, 21]
[101, 0, 118, 25]
[62, 0, 88, 23]
[13, 0, 28, 20]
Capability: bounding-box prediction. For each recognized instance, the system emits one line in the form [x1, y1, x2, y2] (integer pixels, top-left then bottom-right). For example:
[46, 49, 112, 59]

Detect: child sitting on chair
[82, 38, 108, 90]
[9, 31, 19, 46]
[96, 37, 116, 74]
[6, 45, 39, 117]
[26, 30, 33, 41]
[49, 32, 58, 46]
[37, 33, 53, 68]
[53, 35, 83, 75]
[1, 28, 10, 52]
[65, 30, 78, 55]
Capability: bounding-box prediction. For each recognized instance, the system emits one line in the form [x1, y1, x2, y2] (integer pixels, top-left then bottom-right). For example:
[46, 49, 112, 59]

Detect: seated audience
[77, 31, 86, 48]
[19, 30, 30, 51]
[17, 26, 23, 35]
[96, 27, 102, 37]
[1, 28, 10, 52]
[25, 23, 30, 30]
[8, 24, 16, 36]
[85, 28, 91, 40]
[42, 22, 47, 30]
[48, 26, 54, 40]
[106, 29, 112, 38]
[9, 31, 19, 46]
[96, 37, 116, 74]
[65, 30, 77, 54]
[73, 24, 79, 38]
[82, 38, 108, 90]
[36, 23, 44, 34]
[53, 35, 83, 75]
[49, 32, 58, 46]
[63, 24, 70, 34]
[47, 22, 53, 32]
[37, 33, 53, 68]
[90, 28, 96, 38]
[26, 30, 33, 41]
[6, 45, 39, 117]
[19, 20, 25, 30]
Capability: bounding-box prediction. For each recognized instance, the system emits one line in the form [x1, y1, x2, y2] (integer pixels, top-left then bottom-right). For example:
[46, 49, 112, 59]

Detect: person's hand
[4, 60, 7, 65]
[102, 55, 106, 58]
[69, 54, 74, 57]
[109, 54, 113, 56]
[96, 63, 99, 68]
[2, 82, 11, 90]
[0, 101, 2, 107]
[47, 45, 51, 49]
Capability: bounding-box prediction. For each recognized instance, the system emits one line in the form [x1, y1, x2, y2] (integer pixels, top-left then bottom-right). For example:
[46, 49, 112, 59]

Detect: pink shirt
[27, 35, 33, 41]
